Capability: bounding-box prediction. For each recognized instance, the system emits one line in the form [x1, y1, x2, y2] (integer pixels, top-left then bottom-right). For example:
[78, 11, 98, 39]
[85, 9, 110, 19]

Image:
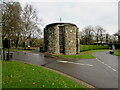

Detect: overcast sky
[18, 0, 119, 35]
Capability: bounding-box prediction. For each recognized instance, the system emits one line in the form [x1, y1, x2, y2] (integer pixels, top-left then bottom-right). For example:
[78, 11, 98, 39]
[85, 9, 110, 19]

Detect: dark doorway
[59, 26, 65, 54]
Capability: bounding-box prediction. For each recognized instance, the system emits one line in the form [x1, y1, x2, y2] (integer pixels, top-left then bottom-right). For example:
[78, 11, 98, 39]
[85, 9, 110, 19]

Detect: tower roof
[45, 22, 77, 28]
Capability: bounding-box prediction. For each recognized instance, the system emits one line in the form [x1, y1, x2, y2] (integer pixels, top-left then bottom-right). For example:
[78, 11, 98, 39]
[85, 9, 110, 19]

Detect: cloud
[18, 0, 119, 2]
[19, 2, 118, 34]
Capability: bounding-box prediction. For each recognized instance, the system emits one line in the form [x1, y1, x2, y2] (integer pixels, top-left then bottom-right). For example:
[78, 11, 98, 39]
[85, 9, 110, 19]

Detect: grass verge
[10, 49, 32, 52]
[2, 60, 85, 88]
[55, 49, 109, 59]
[0, 60, 2, 89]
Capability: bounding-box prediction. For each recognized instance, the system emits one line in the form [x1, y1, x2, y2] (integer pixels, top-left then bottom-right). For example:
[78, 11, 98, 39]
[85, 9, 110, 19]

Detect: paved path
[12, 51, 118, 88]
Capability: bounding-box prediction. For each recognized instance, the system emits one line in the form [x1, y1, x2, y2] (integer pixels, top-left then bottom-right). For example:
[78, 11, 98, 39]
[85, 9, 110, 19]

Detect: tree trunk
[23, 41, 26, 49]
[15, 38, 19, 48]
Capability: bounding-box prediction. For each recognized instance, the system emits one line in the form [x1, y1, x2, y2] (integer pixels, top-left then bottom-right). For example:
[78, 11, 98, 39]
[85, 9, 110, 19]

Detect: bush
[80, 45, 109, 52]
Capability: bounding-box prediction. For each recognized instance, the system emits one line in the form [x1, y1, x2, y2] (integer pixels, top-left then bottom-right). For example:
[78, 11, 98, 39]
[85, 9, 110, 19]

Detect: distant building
[44, 22, 80, 55]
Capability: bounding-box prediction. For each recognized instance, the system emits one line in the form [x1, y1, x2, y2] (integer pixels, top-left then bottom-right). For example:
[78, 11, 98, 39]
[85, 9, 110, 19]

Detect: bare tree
[105, 33, 111, 43]
[95, 26, 106, 43]
[115, 30, 120, 43]
[112, 31, 120, 43]
[2, 2, 21, 39]
[80, 25, 95, 45]
[20, 4, 42, 49]
[2, 1, 22, 48]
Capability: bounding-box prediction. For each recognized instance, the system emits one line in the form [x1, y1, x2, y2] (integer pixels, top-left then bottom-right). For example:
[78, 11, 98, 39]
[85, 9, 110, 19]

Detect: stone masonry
[44, 22, 80, 55]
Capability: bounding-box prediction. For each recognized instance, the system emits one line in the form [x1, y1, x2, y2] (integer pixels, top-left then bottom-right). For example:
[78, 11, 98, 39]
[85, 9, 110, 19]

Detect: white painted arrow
[58, 60, 93, 66]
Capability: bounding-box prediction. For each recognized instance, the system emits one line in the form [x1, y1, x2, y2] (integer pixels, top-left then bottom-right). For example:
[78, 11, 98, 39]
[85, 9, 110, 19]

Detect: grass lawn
[0, 60, 2, 89]
[55, 49, 109, 59]
[2, 60, 85, 88]
[10, 48, 40, 53]
[113, 51, 120, 56]
[10, 49, 32, 52]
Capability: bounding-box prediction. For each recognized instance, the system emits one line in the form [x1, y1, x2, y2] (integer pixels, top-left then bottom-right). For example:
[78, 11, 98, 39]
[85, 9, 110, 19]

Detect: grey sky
[19, 0, 118, 35]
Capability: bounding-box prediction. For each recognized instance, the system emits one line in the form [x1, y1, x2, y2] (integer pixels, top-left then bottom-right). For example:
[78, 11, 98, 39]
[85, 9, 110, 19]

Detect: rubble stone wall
[44, 23, 80, 55]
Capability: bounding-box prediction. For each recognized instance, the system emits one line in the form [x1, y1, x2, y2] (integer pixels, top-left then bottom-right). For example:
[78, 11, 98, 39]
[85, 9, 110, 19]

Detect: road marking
[96, 58, 118, 73]
[58, 60, 93, 66]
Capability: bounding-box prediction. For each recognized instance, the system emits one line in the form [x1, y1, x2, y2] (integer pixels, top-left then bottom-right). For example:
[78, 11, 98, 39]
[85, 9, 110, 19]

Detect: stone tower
[44, 22, 80, 55]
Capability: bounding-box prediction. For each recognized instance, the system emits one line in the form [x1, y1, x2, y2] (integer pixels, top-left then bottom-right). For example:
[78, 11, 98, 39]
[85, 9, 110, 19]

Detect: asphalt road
[12, 51, 118, 88]
[12, 52, 58, 66]
[93, 51, 118, 71]
[45, 51, 118, 88]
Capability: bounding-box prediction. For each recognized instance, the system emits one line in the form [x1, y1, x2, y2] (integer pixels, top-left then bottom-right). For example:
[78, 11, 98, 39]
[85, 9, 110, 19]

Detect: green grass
[2, 60, 85, 88]
[55, 49, 108, 59]
[10, 45, 109, 54]
[0, 61, 2, 89]
[10, 49, 32, 52]
[10, 47, 40, 53]
[113, 51, 120, 56]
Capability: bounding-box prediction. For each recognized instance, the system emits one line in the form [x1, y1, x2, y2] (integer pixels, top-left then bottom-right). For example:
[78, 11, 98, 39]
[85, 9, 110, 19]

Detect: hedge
[80, 45, 109, 52]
